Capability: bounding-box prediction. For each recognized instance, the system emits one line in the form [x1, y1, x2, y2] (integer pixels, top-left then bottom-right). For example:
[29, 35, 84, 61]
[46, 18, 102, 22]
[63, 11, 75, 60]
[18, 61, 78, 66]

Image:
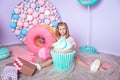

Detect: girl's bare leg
[74, 55, 90, 69]
[75, 55, 101, 72]
[41, 58, 53, 69]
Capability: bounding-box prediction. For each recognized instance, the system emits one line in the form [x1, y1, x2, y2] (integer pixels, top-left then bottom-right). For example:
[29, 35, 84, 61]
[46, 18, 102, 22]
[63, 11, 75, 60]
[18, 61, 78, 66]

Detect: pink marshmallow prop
[38, 47, 50, 61]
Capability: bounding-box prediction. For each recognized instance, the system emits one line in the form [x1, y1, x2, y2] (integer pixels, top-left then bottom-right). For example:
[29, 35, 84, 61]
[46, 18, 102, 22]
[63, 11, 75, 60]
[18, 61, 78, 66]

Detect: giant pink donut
[25, 25, 55, 55]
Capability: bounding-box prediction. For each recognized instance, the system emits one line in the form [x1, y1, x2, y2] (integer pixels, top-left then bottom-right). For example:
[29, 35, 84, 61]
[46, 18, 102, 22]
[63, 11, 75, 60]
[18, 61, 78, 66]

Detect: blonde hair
[55, 22, 70, 40]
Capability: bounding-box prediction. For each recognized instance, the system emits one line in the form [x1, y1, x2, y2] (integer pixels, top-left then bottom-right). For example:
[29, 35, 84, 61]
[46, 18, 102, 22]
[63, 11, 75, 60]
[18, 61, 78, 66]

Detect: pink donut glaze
[25, 25, 55, 54]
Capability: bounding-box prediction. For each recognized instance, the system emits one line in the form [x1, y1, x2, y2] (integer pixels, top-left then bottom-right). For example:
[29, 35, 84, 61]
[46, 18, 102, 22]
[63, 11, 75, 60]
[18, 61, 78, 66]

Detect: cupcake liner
[51, 50, 76, 71]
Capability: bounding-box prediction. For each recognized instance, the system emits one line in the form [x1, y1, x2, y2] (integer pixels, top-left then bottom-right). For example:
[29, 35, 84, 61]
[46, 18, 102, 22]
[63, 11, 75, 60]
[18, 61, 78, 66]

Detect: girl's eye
[59, 29, 62, 30]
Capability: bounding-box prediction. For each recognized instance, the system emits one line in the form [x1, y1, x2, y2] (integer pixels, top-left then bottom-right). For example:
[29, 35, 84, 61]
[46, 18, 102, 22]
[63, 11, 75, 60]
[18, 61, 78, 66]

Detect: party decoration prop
[38, 47, 50, 61]
[9, 46, 36, 62]
[14, 57, 37, 76]
[0, 47, 10, 60]
[25, 24, 56, 55]
[77, 0, 99, 6]
[10, 0, 61, 42]
[51, 38, 76, 71]
[80, 45, 98, 54]
[78, 0, 99, 54]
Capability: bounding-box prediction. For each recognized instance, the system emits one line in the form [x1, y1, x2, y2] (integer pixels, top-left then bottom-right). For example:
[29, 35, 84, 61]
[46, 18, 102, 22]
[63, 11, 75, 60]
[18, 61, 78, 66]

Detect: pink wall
[0, 0, 120, 56]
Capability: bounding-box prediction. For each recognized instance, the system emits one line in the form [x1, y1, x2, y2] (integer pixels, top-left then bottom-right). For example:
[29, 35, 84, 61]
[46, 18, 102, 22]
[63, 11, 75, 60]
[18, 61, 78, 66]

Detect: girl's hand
[48, 46, 54, 50]
[73, 45, 77, 50]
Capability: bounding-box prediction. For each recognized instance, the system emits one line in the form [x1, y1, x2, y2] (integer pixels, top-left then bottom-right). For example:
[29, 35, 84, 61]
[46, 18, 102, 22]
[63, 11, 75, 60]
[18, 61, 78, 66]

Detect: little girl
[33, 22, 100, 72]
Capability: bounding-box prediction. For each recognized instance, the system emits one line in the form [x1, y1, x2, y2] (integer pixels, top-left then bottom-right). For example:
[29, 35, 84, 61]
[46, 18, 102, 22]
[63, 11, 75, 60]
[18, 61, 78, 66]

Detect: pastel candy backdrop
[9, 0, 61, 42]
[0, 0, 120, 56]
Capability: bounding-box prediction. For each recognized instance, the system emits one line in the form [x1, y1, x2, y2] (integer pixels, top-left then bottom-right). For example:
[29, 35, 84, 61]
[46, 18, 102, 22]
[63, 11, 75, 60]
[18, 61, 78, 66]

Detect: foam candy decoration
[32, 19, 38, 25]
[52, 21, 58, 27]
[14, 29, 21, 35]
[77, 0, 99, 6]
[26, 0, 30, 3]
[17, 20, 23, 27]
[25, 25, 56, 54]
[51, 50, 76, 71]
[38, 0, 45, 5]
[50, 16, 55, 21]
[33, 12, 38, 18]
[24, 22, 29, 27]
[44, 19, 50, 24]
[20, 13, 26, 19]
[12, 13, 20, 20]
[79, 45, 98, 54]
[27, 8, 34, 14]
[8, 46, 36, 62]
[51, 38, 76, 71]
[40, 7, 45, 12]
[14, 57, 37, 76]
[14, 8, 21, 14]
[10, 22, 17, 29]
[31, 3, 36, 8]
[21, 28, 28, 35]
[45, 10, 50, 15]
[39, 14, 45, 19]
[53, 37, 72, 50]
[0, 47, 10, 60]
[10, 0, 61, 43]
[27, 15, 33, 21]
[38, 47, 50, 61]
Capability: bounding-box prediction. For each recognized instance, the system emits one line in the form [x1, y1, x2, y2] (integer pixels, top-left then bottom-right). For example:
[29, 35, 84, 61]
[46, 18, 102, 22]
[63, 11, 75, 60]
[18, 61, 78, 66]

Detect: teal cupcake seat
[51, 50, 76, 71]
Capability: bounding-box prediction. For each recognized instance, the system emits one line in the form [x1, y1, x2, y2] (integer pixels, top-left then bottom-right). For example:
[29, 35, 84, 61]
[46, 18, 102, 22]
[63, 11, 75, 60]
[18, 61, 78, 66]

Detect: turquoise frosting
[53, 37, 72, 50]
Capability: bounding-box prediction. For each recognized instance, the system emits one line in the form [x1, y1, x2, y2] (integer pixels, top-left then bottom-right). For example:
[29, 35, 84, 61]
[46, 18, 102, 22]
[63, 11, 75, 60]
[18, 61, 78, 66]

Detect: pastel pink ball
[20, 13, 26, 19]
[17, 21, 23, 27]
[32, 19, 38, 25]
[31, 3, 36, 9]
[45, 10, 50, 15]
[15, 29, 21, 35]
[50, 16, 55, 21]
[27, 15, 33, 21]
[14, 8, 21, 14]
[27, 8, 34, 14]
[24, 22, 29, 28]
[45, 19, 50, 24]
[33, 12, 38, 18]
[38, 0, 45, 5]
[39, 14, 45, 19]
[40, 7, 45, 12]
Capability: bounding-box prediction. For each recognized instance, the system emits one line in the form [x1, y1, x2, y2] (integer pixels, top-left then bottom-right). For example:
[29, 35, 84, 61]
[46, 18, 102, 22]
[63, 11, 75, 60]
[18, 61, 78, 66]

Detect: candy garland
[9, 0, 62, 42]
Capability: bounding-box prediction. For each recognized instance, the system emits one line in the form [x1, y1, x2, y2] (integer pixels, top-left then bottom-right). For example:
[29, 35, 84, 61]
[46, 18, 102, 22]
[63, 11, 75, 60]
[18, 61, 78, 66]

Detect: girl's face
[58, 25, 67, 36]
